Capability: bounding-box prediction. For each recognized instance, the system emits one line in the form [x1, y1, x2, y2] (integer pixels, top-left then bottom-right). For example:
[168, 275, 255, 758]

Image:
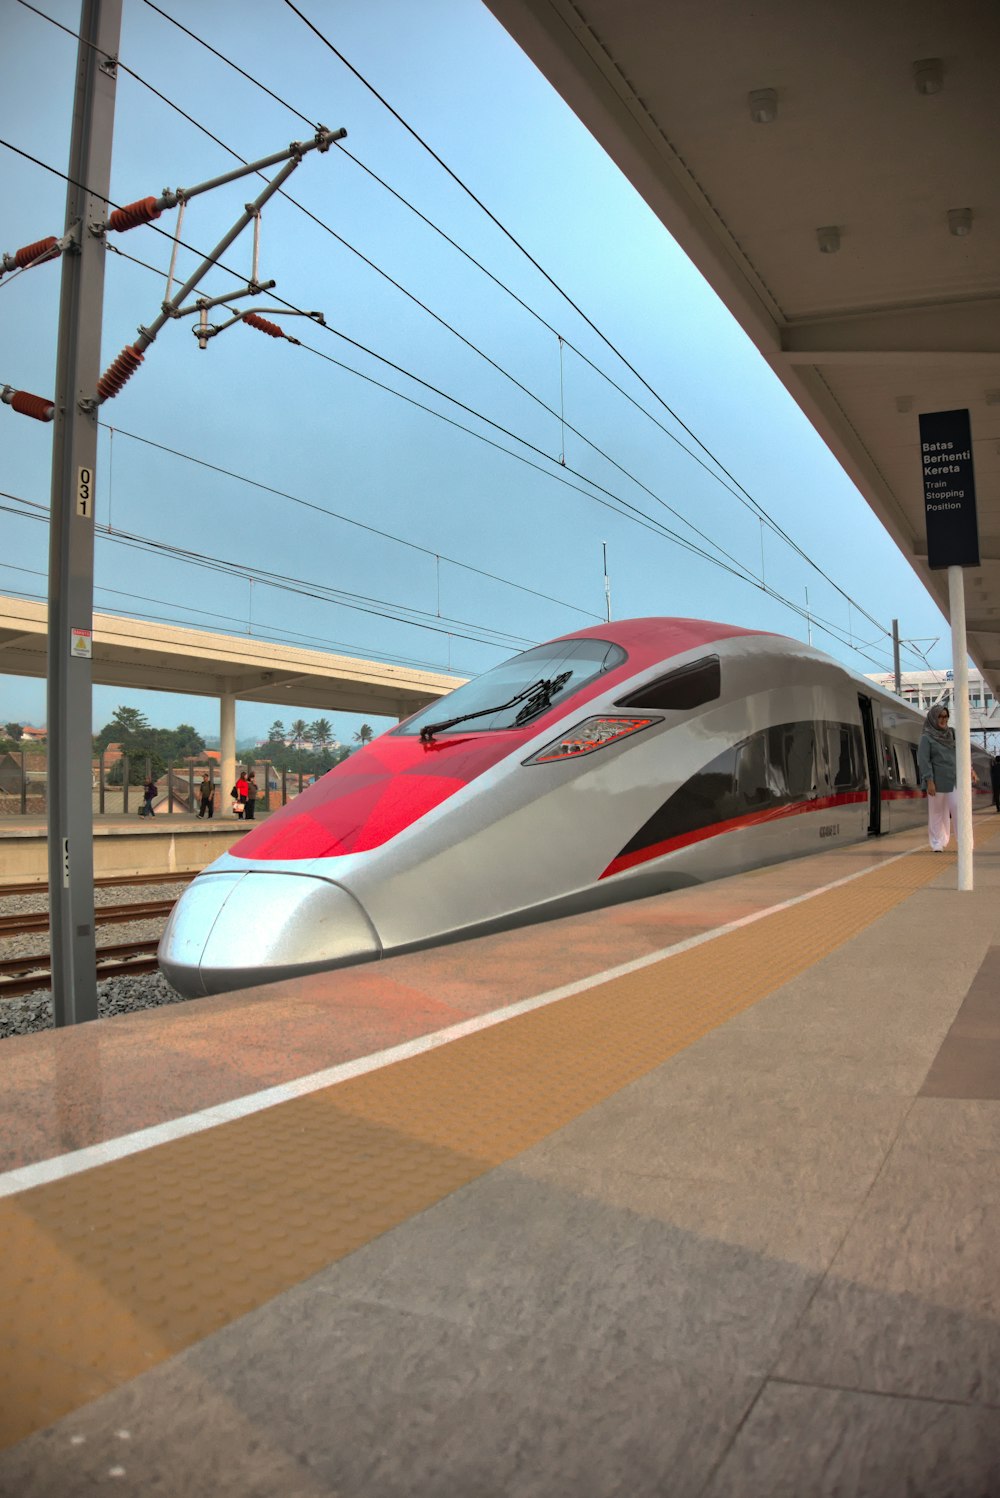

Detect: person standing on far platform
[917, 704, 977, 851]
[245, 769, 259, 820]
[991, 753, 1000, 813]
[197, 773, 215, 819]
[232, 770, 249, 819]
[142, 776, 157, 818]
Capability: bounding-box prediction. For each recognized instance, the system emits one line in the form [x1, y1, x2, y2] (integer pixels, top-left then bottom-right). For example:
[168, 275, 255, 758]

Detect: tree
[353, 723, 375, 747]
[111, 705, 150, 736]
[267, 719, 286, 744]
[170, 723, 205, 759]
[4, 722, 22, 741]
[308, 718, 333, 750]
[289, 718, 308, 751]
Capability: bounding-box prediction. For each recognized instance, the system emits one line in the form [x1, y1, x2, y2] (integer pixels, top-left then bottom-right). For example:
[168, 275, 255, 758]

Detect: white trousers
[927, 789, 961, 851]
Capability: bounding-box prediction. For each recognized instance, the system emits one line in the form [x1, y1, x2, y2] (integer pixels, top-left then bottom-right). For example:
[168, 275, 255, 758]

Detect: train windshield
[399, 638, 626, 736]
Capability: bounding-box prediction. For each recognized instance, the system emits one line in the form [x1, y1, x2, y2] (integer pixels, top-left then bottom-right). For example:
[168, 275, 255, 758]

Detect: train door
[858, 694, 883, 835]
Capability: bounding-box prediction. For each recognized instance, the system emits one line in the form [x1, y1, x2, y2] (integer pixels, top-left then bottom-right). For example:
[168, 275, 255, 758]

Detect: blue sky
[0, 0, 953, 745]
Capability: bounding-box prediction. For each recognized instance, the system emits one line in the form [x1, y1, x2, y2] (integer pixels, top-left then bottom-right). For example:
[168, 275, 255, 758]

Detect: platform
[1, 817, 999, 1496]
[0, 813, 263, 883]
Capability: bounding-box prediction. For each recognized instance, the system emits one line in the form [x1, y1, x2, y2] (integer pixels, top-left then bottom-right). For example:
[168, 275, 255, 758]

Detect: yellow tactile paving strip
[0, 840, 992, 1449]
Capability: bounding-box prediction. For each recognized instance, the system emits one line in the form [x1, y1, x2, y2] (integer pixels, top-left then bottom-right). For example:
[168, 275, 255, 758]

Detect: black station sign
[919, 407, 980, 569]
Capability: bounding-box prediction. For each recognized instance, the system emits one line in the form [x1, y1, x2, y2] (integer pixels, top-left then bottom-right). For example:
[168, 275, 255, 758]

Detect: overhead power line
[0, 485, 901, 676]
[126, 0, 893, 640]
[0, 489, 537, 654]
[2, 16, 904, 671]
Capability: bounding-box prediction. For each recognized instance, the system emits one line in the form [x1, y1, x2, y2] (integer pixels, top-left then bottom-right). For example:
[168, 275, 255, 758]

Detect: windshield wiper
[419, 671, 573, 742]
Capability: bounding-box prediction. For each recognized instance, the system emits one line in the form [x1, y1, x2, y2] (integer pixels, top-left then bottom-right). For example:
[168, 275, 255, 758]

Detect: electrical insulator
[1, 386, 55, 422]
[13, 236, 59, 269]
[243, 312, 284, 339]
[107, 197, 162, 233]
[97, 344, 144, 402]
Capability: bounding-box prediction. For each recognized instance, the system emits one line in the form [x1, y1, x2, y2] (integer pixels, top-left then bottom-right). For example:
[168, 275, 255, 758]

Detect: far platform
[1, 815, 999, 1495]
[0, 812, 260, 882]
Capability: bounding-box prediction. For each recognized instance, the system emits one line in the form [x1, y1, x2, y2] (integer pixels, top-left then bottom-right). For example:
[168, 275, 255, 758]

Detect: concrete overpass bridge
[0, 594, 462, 797]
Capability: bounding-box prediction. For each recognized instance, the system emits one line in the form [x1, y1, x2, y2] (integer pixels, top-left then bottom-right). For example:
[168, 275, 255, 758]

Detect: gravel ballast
[0, 880, 193, 1040]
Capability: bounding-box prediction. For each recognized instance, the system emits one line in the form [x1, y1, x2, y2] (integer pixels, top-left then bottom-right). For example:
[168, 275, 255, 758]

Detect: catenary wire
[127, 0, 892, 635]
[100, 417, 602, 622]
[0, 134, 760, 605]
[0, 566, 479, 680]
[278, 0, 893, 635]
[0, 122, 911, 673]
[0, 132, 782, 605]
[0, 489, 901, 674]
[0, 495, 537, 653]
[9, 4, 895, 650]
[9, 6, 769, 593]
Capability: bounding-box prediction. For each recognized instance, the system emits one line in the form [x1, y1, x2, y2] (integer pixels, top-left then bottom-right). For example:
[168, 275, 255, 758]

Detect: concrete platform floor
[1, 819, 999, 1496]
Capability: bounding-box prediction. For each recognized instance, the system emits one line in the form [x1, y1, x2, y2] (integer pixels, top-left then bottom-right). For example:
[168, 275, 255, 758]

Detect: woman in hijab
[917, 703, 977, 851]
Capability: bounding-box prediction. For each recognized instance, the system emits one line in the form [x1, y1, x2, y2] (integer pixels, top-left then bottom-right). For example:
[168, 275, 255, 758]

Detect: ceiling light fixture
[816, 225, 841, 254]
[913, 58, 944, 94]
[948, 207, 973, 237]
[748, 88, 778, 124]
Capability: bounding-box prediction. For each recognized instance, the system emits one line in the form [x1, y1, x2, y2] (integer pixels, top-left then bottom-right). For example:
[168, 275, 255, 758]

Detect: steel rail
[0, 938, 161, 999]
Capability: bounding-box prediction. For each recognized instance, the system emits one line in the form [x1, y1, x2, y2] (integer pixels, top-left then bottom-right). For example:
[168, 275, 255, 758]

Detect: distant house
[0, 751, 47, 797]
[19, 725, 47, 744]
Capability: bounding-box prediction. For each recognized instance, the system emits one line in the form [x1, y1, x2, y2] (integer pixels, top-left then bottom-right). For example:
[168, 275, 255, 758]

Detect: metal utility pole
[602, 541, 612, 622]
[47, 0, 122, 1025]
[892, 619, 901, 696]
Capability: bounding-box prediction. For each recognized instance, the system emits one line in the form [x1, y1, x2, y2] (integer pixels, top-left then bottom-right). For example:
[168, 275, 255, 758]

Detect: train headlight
[523, 715, 660, 765]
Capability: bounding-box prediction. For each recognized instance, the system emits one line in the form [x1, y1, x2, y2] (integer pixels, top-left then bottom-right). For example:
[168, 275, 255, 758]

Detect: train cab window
[397, 637, 626, 736]
[616, 655, 720, 712]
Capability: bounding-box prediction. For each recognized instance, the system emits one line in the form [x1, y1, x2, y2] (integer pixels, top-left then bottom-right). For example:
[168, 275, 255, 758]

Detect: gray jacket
[917, 729, 957, 792]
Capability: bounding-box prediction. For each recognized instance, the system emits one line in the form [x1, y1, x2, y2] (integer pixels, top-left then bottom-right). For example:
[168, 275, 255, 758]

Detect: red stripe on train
[601, 791, 870, 879]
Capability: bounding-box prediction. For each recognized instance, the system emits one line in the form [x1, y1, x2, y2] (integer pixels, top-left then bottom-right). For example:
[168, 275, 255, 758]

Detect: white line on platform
[0, 847, 917, 1200]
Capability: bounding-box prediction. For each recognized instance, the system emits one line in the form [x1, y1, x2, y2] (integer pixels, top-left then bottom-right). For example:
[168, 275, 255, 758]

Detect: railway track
[0, 900, 177, 937]
[0, 871, 197, 899]
[0, 939, 161, 999]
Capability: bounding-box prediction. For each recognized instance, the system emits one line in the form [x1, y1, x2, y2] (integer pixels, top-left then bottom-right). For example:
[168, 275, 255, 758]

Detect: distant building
[866, 668, 999, 736]
[0, 751, 47, 794]
[19, 725, 47, 743]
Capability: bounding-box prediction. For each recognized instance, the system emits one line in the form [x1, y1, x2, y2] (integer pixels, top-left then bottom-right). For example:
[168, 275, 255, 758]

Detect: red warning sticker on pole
[71, 628, 92, 659]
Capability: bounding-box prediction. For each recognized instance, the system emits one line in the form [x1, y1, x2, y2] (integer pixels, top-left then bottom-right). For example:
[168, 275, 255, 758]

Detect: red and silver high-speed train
[158, 617, 989, 997]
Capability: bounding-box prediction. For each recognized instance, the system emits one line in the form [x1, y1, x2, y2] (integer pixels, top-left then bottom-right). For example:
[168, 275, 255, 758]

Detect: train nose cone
[158, 871, 381, 998]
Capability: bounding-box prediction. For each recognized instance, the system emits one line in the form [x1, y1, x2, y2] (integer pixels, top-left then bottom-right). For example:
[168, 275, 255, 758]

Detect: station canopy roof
[484, 0, 1000, 689]
[0, 596, 460, 721]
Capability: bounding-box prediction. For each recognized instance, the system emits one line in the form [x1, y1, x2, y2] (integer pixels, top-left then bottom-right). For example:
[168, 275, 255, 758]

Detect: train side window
[828, 724, 861, 790]
[735, 732, 772, 808]
[616, 655, 720, 711]
[883, 742, 897, 784]
[892, 741, 913, 787]
[782, 722, 817, 799]
[613, 744, 738, 859]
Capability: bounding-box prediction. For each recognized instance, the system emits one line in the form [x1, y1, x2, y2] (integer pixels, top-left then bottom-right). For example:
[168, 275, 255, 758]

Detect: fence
[0, 751, 315, 818]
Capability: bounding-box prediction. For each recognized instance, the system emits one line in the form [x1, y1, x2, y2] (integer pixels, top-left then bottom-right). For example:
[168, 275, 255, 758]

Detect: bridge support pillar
[221, 692, 236, 811]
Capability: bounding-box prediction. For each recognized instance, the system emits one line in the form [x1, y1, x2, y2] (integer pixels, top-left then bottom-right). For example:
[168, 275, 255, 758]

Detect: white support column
[948, 566, 974, 891]
[220, 690, 236, 809]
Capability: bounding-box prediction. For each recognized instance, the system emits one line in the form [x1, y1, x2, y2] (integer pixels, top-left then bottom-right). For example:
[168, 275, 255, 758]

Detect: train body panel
[158, 618, 980, 998]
